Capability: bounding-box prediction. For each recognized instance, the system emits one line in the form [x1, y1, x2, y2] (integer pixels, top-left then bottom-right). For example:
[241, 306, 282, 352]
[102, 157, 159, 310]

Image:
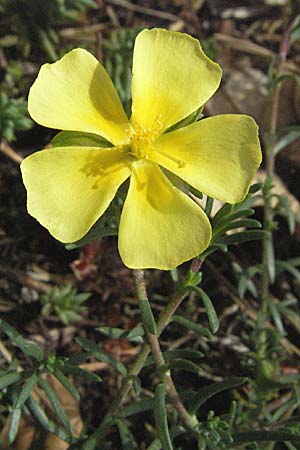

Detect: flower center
[125, 116, 186, 169]
[128, 115, 164, 160]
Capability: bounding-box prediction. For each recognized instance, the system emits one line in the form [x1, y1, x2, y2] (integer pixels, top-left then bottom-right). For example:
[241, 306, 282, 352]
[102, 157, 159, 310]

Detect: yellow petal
[118, 161, 211, 270]
[28, 49, 129, 145]
[131, 28, 222, 133]
[21, 147, 131, 242]
[150, 115, 262, 204]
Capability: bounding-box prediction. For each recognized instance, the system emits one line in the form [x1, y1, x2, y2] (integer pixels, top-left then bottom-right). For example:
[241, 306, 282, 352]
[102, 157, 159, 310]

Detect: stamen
[150, 146, 186, 168]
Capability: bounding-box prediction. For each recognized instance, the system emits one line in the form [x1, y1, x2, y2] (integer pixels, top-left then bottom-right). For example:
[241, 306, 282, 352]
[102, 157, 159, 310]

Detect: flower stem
[82, 271, 192, 449]
[133, 269, 198, 430]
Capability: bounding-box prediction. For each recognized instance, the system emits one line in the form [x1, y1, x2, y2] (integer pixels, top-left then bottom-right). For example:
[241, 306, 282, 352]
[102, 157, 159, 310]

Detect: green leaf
[188, 377, 247, 414]
[96, 325, 144, 343]
[38, 377, 72, 432]
[217, 230, 267, 245]
[212, 207, 256, 232]
[172, 316, 212, 339]
[26, 396, 72, 442]
[266, 235, 276, 284]
[15, 372, 38, 408]
[75, 337, 127, 377]
[0, 320, 44, 361]
[268, 302, 285, 335]
[51, 130, 112, 148]
[147, 427, 186, 450]
[116, 419, 136, 450]
[61, 363, 101, 383]
[154, 384, 173, 450]
[53, 368, 80, 400]
[276, 261, 300, 283]
[275, 73, 300, 88]
[0, 371, 23, 390]
[213, 219, 262, 239]
[65, 218, 118, 250]
[291, 15, 300, 43]
[275, 126, 300, 154]
[190, 287, 219, 334]
[139, 298, 157, 335]
[204, 196, 214, 216]
[168, 358, 202, 375]
[144, 349, 204, 368]
[119, 398, 155, 418]
[163, 349, 204, 361]
[233, 431, 300, 444]
[8, 408, 21, 444]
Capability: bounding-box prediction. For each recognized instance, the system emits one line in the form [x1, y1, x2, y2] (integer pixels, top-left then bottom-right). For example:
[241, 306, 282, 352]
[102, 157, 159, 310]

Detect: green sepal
[51, 130, 112, 148]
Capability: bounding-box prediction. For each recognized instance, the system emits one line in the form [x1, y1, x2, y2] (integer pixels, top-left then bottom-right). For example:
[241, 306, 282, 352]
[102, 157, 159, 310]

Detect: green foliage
[103, 28, 141, 115]
[40, 285, 91, 324]
[0, 92, 32, 141]
[0, 0, 97, 59]
[0, 320, 101, 445]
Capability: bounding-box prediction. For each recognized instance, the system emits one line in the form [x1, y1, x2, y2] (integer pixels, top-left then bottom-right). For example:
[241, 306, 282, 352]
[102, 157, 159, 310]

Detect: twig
[0, 139, 23, 164]
[106, 0, 179, 21]
[260, 17, 298, 343]
[0, 340, 13, 363]
[214, 33, 300, 73]
[133, 269, 197, 430]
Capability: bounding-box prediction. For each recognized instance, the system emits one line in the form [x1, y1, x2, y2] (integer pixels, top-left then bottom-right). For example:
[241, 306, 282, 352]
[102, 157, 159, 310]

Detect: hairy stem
[133, 269, 198, 430]
[260, 18, 296, 341]
[82, 268, 195, 449]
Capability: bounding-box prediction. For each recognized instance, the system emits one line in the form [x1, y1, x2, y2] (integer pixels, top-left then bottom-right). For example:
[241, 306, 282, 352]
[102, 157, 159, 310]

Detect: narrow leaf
[169, 358, 202, 375]
[65, 220, 118, 250]
[154, 384, 173, 450]
[15, 372, 38, 408]
[76, 337, 127, 377]
[189, 377, 247, 414]
[0, 371, 23, 390]
[214, 219, 262, 238]
[217, 230, 267, 245]
[39, 377, 72, 432]
[233, 430, 300, 443]
[268, 302, 285, 335]
[53, 368, 80, 400]
[211, 204, 234, 227]
[266, 235, 276, 284]
[275, 126, 300, 154]
[8, 408, 21, 444]
[119, 398, 155, 418]
[61, 363, 101, 383]
[138, 298, 157, 335]
[0, 320, 44, 361]
[26, 395, 71, 442]
[96, 325, 144, 343]
[172, 316, 212, 339]
[191, 286, 219, 333]
[116, 419, 136, 450]
[163, 349, 204, 361]
[51, 130, 112, 148]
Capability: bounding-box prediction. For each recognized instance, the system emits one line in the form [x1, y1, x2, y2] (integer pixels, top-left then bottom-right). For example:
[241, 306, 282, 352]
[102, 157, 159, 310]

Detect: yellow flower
[21, 29, 261, 270]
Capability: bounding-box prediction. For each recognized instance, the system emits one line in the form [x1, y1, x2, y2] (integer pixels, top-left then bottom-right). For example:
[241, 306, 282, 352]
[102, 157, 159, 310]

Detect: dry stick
[133, 269, 198, 430]
[0, 139, 23, 164]
[106, 0, 179, 21]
